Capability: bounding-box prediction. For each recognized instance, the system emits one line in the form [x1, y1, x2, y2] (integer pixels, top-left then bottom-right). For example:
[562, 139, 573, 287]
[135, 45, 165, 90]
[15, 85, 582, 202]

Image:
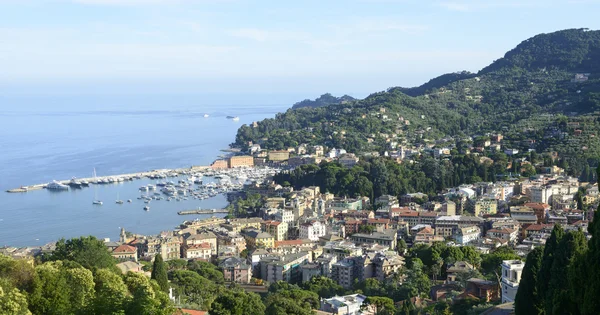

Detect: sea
[0, 94, 288, 247]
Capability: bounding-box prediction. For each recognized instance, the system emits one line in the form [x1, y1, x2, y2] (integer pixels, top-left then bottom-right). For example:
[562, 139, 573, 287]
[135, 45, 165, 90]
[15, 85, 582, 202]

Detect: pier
[5, 166, 209, 193]
[177, 209, 229, 215]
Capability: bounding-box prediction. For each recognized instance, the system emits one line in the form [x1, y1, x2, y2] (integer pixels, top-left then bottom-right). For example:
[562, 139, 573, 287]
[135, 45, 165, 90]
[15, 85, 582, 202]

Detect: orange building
[211, 159, 228, 169]
[229, 155, 254, 168]
[268, 150, 290, 161]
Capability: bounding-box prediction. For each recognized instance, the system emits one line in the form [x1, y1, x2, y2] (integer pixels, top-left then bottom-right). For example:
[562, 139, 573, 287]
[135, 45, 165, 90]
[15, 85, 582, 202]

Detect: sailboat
[116, 192, 124, 204]
[93, 168, 103, 205]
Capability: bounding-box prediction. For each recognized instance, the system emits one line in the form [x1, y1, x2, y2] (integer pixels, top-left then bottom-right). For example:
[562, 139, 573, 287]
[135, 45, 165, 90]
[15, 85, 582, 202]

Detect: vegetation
[236, 29, 600, 178]
[151, 254, 169, 293]
[292, 93, 356, 109]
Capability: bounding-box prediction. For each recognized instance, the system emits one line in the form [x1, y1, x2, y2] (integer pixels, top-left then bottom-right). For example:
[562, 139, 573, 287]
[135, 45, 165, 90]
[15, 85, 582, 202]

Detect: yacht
[144, 205, 150, 211]
[68, 178, 83, 188]
[139, 186, 148, 191]
[47, 181, 69, 191]
[147, 184, 156, 190]
[127, 199, 133, 203]
[80, 180, 90, 187]
[232, 116, 240, 121]
[203, 114, 209, 118]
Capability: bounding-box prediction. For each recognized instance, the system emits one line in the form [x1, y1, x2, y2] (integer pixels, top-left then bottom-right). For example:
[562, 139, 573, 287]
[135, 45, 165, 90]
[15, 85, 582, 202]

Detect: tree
[48, 236, 117, 271]
[362, 296, 396, 315]
[124, 272, 174, 315]
[0, 278, 30, 315]
[545, 230, 588, 314]
[514, 247, 544, 315]
[151, 254, 169, 293]
[583, 199, 600, 314]
[538, 225, 564, 302]
[27, 261, 95, 315]
[187, 261, 225, 284]
[301, 276, 344, 298]
[264, 289, 319, 315]
[210, 289, 265, 315]
[168, 270, 219, 310]
[93, 269, 128, 315]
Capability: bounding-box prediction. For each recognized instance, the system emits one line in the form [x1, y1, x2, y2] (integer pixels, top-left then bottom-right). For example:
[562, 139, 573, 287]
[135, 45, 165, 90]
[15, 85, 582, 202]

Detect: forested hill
[291, 93, 356, 109]
[235, 28, 600, 177]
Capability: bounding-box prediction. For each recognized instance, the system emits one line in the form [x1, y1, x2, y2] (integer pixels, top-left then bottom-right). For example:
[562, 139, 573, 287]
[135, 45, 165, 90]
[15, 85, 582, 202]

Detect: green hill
[235, 28, 600, 177]
[291, 93, 356, 109]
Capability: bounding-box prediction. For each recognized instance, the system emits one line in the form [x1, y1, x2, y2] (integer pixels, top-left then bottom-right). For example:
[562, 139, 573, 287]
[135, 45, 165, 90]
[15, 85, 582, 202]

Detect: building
[261, 220, 288, 241]
[350, 229, 397, 249]
[331, 258, 360, 289]
[473, 198, 498, 216]
[244, 230, 275, 249]
[211, 159, 228, 169]
[274, 209, 295, 226]
[435, 215, 484, 238]
[320, 294, 368, 315]
[373, 251, 404, 281]
[465, 278, 500, 302]
[184, 231, 218, 256]
[501, 260, 524, 303]
[220, 217, 263, 233]
[455, 226, 481, 245]
[268, 150, 290, 162]
[228, 155, 254, 168]
[111, 245, 138, 262]
[183, 243, 212, 260]
[487, 228, 518, 243]
[446, 261, 475, 283]
[339, 153, 360, 168]
[300, 221, 327, 241]
[301, 263, 322, 283]
[260, 251, 312, 283]
[220, 257, 252, 284]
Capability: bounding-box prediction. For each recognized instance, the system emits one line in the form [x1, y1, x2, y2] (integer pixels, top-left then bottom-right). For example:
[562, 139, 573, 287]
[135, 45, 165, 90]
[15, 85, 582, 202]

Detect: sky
[0, 0, 599, 100]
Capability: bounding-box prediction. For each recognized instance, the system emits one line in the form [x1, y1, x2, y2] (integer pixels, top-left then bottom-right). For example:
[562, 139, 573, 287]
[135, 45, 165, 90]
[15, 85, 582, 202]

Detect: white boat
[232, 116, 240, 121]
[127, 199, 132, 203]
[139, 186, 148, 191]
[144, 205, 150, 211]
[47, 180, 69, 190]
[116, 192, 124, 204]
[147, 184, 156, 190]
[92, 169, 102, 205]
[203, 114, 209, 118]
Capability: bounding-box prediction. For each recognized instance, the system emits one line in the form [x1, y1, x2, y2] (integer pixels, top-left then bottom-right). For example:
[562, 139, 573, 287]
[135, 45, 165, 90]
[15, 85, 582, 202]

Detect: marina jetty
[5, 166, 211, 193]
[177, 209, 229, 215]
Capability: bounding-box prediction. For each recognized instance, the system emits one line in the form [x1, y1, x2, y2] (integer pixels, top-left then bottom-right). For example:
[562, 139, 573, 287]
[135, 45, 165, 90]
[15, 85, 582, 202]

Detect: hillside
[291, 93, 356, 109]
[235, 28, 600, 177]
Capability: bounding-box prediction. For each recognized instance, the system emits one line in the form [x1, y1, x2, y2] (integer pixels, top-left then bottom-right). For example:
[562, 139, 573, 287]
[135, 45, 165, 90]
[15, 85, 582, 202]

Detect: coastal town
[3, 128, 597, 314]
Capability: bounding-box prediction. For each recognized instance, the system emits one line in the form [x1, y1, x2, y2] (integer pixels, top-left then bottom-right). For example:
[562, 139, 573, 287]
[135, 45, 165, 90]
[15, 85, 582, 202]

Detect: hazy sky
[1, 0, 599, 98]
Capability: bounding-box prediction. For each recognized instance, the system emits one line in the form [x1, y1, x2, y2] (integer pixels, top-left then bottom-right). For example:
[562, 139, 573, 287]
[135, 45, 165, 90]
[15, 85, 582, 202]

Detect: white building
[274, 209, 295, 226]
[320, 294, 369, 315]
[455, 226, 481, 245]
[299, 221, 327, 241]
[501, 260, 524, 303]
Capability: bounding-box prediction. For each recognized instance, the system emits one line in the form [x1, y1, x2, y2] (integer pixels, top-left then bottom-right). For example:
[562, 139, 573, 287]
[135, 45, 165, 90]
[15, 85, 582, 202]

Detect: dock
[5, 166, 209, 193]
[177, 209, 229, 215]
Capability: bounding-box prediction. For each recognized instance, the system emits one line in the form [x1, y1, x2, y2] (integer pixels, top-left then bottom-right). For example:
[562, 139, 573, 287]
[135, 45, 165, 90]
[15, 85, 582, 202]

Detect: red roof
[113, 245, 137, 254]
[398, 211, 419, 217]
[526, 224, 552, 231]
[263, 220, 282, 226]
[368, 218, 390, 224]
[175, 309, 208, 315]
[188, 243, 211, 250]
[524, 203, 550, 210]
[488, 228, 516, 234]
[419, 212, 438, 217]
[275, 239, 304, 247]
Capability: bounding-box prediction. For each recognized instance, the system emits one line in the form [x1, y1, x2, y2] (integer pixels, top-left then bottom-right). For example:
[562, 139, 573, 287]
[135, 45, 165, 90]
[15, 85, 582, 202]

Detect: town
[3, 134, 597, 314]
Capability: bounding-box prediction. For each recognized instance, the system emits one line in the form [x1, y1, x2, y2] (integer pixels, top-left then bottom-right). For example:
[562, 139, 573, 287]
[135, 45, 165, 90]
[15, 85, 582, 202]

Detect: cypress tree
[583, 166, 600, 315]
[514, 247, 544, 315]
[150, 254, 169, 293]
[546, 230, 588, 315]
[537, 224, 563, 304]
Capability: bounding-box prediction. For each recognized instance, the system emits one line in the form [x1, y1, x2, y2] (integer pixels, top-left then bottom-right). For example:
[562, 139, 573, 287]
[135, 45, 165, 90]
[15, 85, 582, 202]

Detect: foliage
[301, 276, 345, 298]
[168, 270, 219, 310]
[362, 296, 396, 315]
[292, 93, 356, 109]
[538, 225, 564, 300]
[0, 278, 31, 315]
[92, 269, 128, 315]
[48, 236, 117, 271]
[151, 254, 169, 293]
[210, 288, 265, 315]
[123, 272, 174, 315]
[264, 288, 319, 315]
[480, 247, 520, 277]
[186, 260, 225, 284]
[514, 247, 544, 315]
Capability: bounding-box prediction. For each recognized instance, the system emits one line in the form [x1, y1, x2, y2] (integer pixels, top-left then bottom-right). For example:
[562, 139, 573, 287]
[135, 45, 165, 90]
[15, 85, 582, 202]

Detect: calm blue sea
[0, 95, 287, 247]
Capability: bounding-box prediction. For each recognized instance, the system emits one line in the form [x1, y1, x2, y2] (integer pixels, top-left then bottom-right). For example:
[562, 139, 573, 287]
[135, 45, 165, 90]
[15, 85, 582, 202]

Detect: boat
[232, 116, 240, 121]
[127, 199, 132, 203]
[203, 114, 209, 118]
[226, 115, 235, 119]
[139, 186, 148, 191]
[68, 178, 83, 188]
[116, 192, 124, 204]
[92, 169, 102, 205]
[47, 181, 69, 190]
[144, 205, 150, 211]
[147, 184, 156, 190]
[80, 180, 90, 187]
